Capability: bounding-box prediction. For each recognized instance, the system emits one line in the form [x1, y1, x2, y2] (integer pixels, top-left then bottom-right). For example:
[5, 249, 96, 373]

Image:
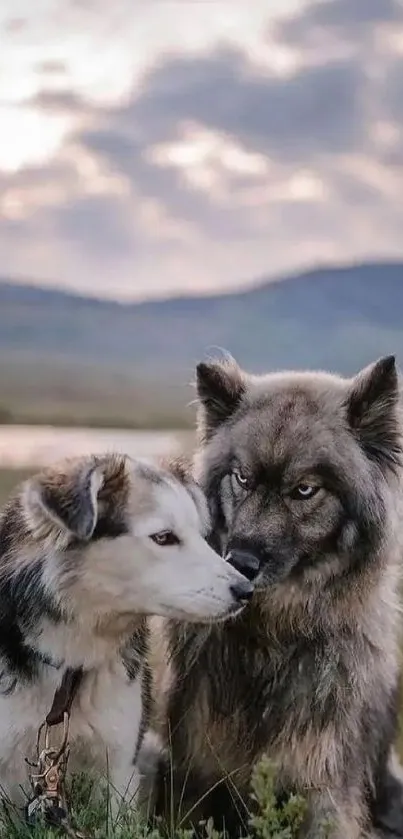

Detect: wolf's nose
[226, 550, 260, 582]
[230, 579, 254, 604]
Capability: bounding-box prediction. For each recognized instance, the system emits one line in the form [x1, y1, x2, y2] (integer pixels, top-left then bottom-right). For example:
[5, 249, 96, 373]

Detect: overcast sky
[0, 0, 402, 300]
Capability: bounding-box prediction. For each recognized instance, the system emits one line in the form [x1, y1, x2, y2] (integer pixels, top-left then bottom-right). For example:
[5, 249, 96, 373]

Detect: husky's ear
[347, 355, 402, 473]
[24, 458, 105, 541]
[196, 356, 246, 441]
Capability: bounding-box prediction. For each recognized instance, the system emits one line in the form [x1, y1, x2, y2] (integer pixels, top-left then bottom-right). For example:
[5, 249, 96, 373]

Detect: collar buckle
[24, 668, 89, 838]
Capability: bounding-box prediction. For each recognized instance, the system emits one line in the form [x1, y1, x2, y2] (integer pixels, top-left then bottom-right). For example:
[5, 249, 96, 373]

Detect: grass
[0, 761, 312, 839]
[0, 469, 400, 836]
[0, 358, 194, 430]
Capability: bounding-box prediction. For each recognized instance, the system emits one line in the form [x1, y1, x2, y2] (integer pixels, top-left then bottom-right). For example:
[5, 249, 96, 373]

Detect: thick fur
[0, 452, 250, 817]
[154, 355, 403, 838]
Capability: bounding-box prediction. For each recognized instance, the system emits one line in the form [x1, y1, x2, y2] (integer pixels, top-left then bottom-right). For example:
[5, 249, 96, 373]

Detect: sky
[0, 0, 402, 301]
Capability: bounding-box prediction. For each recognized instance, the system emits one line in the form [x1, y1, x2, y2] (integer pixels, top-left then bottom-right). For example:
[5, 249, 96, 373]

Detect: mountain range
[0, 260, 401, 426]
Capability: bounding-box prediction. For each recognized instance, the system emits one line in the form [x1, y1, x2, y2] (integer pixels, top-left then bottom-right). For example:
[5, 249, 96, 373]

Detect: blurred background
[0, 0, 402, 482]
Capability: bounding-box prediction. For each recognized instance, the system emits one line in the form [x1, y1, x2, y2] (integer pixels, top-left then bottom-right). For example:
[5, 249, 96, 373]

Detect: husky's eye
[232, 469, 250, 490]
[290, 484, 319, 501]
[150, 530, 180, 546]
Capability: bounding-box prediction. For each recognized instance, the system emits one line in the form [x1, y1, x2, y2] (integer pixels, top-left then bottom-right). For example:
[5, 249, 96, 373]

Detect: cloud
[132, 47, 366, 162]
[381, 55, 403, 126]
[1, 0, 403, 299]
[71, 41, 367, 243]
[275, 0, 403, 45]
[32, 89, 95, 118]
[2, 17, 26, 33]
[35, 59, 68, 75]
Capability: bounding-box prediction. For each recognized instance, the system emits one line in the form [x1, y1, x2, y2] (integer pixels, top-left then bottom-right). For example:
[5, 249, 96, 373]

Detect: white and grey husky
[0, 453, 252, 817]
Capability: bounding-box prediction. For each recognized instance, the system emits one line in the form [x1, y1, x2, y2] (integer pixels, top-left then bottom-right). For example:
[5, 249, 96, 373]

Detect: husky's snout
[229, 576, 254, 605]
[188, 553, 255, 622]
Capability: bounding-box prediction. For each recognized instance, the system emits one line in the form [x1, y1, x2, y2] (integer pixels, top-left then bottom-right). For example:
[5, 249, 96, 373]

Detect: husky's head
[194, 354, 403, 596]
[8, 454, 252, 626]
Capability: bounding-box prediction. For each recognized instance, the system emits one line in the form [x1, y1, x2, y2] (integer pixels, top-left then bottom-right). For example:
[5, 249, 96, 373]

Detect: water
[0, 426, 190, 469]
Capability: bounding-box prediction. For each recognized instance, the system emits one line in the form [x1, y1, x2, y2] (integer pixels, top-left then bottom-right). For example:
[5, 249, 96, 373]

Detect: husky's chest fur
[0, 616, 150, 808]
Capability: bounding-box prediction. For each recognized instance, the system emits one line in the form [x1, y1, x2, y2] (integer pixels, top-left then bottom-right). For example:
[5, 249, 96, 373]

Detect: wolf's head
[194, 355, 403, 599]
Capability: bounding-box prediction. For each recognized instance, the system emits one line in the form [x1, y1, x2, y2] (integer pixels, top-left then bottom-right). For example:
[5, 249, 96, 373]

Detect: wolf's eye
[290, 484, 319, 501]
[232, 470, 250, 490]
[150, 530, 180, 546]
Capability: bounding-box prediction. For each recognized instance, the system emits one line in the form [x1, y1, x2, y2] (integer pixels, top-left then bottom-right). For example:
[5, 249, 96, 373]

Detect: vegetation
[0, 362, 193, 430]
[0, 759, 312, 839]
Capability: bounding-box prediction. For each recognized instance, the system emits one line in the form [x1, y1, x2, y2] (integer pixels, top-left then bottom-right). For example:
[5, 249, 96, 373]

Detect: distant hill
[0, 261, 402, 427]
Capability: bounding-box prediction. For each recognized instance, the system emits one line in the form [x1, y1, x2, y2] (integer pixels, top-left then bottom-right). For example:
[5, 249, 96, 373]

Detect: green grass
[0, 761, 312, 839]
[0, 773, 150, 838]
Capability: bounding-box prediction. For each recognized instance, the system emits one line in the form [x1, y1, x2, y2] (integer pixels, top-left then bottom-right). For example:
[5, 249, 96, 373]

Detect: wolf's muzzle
[226, 549, 261, 582]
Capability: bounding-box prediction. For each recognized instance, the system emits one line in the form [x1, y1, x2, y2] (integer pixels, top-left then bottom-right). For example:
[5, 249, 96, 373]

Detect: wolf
[154, 354, 403, 838]
[0, 452, 252, 818]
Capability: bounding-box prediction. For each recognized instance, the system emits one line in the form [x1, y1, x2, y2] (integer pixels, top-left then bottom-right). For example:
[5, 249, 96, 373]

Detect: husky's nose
[226, 550, 261, 582]
[230, 578, 254, 604]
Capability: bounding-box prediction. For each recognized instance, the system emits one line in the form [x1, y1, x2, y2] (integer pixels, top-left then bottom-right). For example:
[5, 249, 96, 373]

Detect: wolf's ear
[347, 355, 402, 473]
[196, 356, 246, 441]
[24, 458, 104, 541]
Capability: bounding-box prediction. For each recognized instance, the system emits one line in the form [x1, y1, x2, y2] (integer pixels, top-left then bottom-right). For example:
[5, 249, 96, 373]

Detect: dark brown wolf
[154, 355, 403, 838]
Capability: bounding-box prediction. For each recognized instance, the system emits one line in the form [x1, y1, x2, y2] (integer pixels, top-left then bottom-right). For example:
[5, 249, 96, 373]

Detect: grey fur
[154, 355, 403, 839]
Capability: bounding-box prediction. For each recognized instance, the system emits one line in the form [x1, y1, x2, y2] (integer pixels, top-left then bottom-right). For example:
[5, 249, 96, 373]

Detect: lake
[0, 426, 192, 469]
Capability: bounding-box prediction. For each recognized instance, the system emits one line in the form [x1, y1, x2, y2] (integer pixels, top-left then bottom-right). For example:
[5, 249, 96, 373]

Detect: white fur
[0, 653, 142, 815]
[0, 456, 248, 817]
[46, 467, 248, 625]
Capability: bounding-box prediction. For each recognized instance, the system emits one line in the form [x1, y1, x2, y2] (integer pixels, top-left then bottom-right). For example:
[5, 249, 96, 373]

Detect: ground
[0, 361, 193, 430]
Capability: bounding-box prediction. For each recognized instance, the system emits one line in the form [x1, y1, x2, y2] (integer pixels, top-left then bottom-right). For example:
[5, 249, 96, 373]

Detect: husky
[154, 355, 403, 838]
[0, 452, 252, 818]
